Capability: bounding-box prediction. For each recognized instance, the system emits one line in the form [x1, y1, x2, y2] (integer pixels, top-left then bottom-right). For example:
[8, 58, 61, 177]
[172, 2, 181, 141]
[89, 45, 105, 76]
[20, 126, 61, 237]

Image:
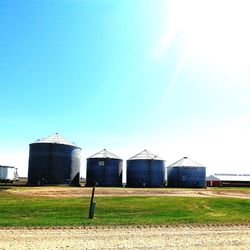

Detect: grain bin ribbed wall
[167, 157, 206, 188]
[86, 149, 122, 187]
[126, 150, 165, 187]
[28, 133, 81, 186]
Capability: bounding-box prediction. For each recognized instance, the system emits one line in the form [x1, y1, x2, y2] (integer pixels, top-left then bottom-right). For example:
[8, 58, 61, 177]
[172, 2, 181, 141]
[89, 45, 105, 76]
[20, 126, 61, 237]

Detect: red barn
[206, 175, 221, 187]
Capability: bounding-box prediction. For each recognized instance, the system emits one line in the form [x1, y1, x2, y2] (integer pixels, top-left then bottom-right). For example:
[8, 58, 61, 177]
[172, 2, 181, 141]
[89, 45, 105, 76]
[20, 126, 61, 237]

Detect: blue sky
[1, 0, 250, 177]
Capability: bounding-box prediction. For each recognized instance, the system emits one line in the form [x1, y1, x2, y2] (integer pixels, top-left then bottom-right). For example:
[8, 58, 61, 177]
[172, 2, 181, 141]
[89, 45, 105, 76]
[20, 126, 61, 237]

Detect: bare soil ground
[0, 225, 250, 250]
[5, 187, 250, 199]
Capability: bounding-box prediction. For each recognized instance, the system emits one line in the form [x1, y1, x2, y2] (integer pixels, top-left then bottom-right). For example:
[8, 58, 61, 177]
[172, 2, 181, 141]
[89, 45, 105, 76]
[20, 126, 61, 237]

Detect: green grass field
[0, 190, 250, 227]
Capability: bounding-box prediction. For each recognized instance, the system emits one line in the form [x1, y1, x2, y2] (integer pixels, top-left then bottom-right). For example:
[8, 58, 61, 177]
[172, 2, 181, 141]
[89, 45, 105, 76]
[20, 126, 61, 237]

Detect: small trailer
[0, 166, 18, 183]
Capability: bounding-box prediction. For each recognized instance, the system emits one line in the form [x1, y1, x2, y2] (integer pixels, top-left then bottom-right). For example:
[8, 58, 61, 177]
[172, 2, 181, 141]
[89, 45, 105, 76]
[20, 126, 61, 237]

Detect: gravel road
[0, 225, 250, 250]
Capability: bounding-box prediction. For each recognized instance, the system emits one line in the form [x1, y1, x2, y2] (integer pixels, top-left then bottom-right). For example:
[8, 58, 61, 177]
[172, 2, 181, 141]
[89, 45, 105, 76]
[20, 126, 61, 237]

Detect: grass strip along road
[1, 191, 250, 227]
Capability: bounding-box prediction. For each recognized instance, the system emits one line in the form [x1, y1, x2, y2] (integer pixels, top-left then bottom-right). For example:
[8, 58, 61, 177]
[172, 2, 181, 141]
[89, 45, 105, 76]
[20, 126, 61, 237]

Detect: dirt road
[5, 187, 250, 199]
[0, 225, 250, 250]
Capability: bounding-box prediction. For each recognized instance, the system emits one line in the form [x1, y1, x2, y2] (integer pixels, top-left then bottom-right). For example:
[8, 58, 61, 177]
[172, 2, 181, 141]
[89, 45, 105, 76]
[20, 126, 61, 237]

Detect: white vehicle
[0, 166, 18, 183]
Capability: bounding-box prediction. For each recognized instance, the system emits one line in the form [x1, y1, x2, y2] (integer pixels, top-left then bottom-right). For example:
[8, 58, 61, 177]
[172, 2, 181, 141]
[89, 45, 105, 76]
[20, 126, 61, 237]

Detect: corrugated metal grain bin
[167, 157, 206, 188]
[86, 149, 122, 187]
[28, 133, 81, 186]
[126, 150, 165, 187]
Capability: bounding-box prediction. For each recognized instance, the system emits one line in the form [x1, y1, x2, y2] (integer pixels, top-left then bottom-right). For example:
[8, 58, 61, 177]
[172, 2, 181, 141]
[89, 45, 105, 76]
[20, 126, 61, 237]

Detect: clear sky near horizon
[1, 0, 250, 177]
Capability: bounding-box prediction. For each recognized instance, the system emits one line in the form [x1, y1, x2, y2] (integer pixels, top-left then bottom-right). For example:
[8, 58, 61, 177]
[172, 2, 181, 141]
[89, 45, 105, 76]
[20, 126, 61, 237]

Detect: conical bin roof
[128, 149, 163, 160]
[168, 157, 204, 167]
[88, 149, 121, 160]
[31, 133, 80, 148]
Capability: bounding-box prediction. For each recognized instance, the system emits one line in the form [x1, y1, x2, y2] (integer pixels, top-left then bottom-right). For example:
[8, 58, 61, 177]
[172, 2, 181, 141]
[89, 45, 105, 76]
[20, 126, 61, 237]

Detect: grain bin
[0, 166, 18, 183]
[86, 149, 122, 187]
[28, 133, 81, 186]
[126, 150, 165, 187]
[167, 157, 206, 188]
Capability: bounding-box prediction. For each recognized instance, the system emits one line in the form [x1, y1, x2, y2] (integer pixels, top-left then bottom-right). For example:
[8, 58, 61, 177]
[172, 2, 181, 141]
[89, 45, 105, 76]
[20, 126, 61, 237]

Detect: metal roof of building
[0, 165, 15, 168]
[128, 149, 163, 160]
[208, 174, 250, 182]
[168, 157, 204, 167]
[32, 133, 79, 147]
[88, 149, 121, 160]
